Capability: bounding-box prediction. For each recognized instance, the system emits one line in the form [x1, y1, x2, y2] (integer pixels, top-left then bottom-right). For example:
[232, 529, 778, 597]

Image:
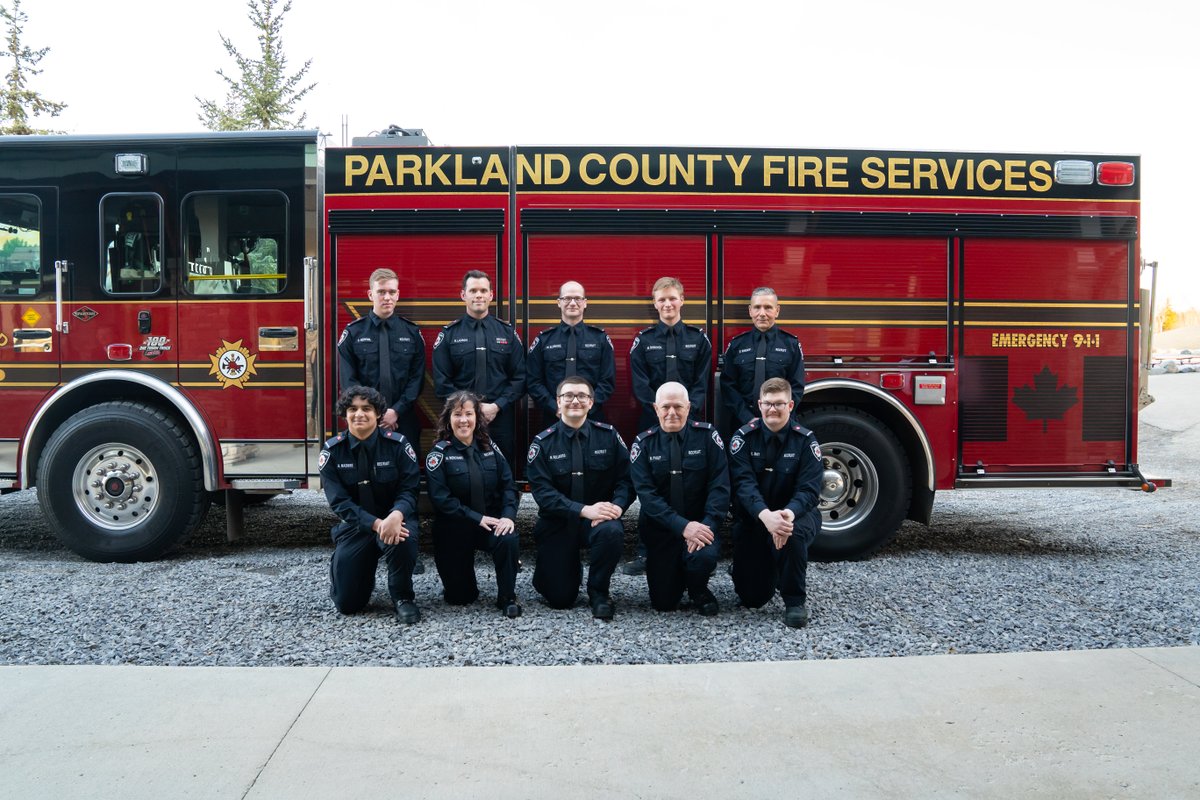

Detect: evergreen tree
[0, 0, 66, 135]
[197, 0, 315, 131]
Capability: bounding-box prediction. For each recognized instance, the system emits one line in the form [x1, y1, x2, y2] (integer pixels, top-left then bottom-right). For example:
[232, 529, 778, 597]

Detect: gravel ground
[1, 375, 1197, 667]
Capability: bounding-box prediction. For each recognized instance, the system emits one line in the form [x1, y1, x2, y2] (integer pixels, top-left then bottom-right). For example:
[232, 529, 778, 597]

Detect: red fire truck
[0, 129, 1163, 563]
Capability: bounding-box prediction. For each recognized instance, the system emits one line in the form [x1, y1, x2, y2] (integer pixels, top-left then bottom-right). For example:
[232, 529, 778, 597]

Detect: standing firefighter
[527, 280, 616, 427]
[337, 267, 426, 456]
[432, 270, 526, 464]
[719, 286, 805, 437]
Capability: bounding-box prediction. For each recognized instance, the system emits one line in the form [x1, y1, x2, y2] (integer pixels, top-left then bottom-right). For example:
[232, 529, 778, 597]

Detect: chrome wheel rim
[818, 441, 879, 533]
[72, 443, 159, 532]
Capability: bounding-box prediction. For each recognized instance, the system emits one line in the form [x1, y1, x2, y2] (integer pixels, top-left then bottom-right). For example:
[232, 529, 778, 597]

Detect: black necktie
[763, 432, 781, 474]
[570, 429, 585, 502]
[467, 445, 485, 512]
[565, 326, 578, 378]
[753, 331, 768, 398]
[669, 432, 684, 510]
[378, 317, 395, 406]
[473, 319, 488, 396]
[665, 326, 681, 382]
[355, 441, 373, 511]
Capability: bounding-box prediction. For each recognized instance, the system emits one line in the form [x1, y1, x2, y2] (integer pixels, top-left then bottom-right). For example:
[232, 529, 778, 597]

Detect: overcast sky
[20, 0, 1197, 307]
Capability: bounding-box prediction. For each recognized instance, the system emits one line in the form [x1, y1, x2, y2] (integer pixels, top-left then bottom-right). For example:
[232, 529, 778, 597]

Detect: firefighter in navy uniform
[425, 390, 523, 618]
[432, 270, 526, 465]
[629, 381, 730, 616]
[527, 281, 616, 427]
[526, 377, 632, 619]
[319, 386, 422, 625]
[719, 286, 806, 438]
[727, 377, 823, 628]
[629, 276, 712, 431]
[336, 267, 426, 457]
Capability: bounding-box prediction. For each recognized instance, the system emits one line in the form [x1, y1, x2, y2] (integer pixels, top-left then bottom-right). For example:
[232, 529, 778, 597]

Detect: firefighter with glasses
[727, 377, 823, 628]
[526, 377, 632, 620]
[527, 281, 616, 427]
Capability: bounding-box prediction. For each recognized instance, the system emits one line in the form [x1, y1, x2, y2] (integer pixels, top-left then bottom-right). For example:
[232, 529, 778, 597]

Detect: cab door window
[101, 194, 163, 294]
[182, 191, 287, 296]
[0, 194, 43, 297]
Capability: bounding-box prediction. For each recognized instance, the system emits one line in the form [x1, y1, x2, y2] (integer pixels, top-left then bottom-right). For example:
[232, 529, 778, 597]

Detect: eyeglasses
[558, 392, 593, 402]
[758, 400, 791, 410]
[558, 296, 585, 304]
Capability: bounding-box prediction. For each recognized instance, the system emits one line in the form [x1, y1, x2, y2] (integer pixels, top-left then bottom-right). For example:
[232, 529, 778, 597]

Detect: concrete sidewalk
[2, 647, 1199, 799]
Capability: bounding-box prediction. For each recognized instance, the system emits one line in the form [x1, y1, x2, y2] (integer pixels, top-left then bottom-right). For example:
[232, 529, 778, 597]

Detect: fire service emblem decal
[208, 339, 258, 389]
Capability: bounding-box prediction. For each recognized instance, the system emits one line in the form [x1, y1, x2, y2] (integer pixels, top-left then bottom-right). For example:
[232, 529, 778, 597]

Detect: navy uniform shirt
[719, 326, 806, 428]
[337, 311, 425, 418]
[527, 322, 616, 415]
[629, 321, 712, 412]
[424, 437, 520, 523]
[432, 314, 526, 410]
[319, 429, 420, 535]
[526, 419, 633, 519]
[630, 420, 729, 536]
[727, 418, 823, 542]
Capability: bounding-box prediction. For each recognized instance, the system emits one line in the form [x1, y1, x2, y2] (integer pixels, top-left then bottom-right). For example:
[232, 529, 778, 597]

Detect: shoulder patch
[630, 335, 641, 352]
[318, 449, 330, 469]
[711, 429, 724, 449]
[629, 441, 641, 463]
[405, 442, 417, 463]
[433, 330, 445, 349]
[730, 435, 744, 455]
[425, 451, 443, 471]
[337, 326, 350, 346]
[527, 441, 541, 463]
[811, 441, 822, 461]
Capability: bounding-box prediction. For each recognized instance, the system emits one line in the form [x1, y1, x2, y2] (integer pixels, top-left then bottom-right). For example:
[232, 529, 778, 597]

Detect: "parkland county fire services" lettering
[341, 151, 1058, 194]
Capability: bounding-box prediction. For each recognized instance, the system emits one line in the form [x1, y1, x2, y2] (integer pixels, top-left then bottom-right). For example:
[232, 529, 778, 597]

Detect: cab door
[172, 138, 315, 485]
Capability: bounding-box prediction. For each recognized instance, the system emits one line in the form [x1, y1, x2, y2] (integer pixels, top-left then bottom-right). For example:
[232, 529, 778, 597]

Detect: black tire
[799, 405, 912, 561]
[36, 401, 210, 562]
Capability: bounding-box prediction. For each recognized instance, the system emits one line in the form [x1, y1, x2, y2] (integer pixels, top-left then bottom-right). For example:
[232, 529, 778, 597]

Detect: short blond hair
[652, 276, 683, 297]
[369, 268, 398, 287]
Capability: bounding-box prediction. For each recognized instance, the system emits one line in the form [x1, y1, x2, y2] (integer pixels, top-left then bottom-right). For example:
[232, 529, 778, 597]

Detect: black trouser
[432, 514, 519, 605]
[731, 516, 810, 608]
[396, 412, 422, 464]
[329, 522, 418, 614]
[531, 516, 622, 609]
[638, 521, 720, 611]
[489, 405, 516, 465]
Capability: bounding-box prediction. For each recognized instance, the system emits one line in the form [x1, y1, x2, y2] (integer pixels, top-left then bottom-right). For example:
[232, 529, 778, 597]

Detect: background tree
[0, 0, 66, 135]
[197, 0, 315, 131]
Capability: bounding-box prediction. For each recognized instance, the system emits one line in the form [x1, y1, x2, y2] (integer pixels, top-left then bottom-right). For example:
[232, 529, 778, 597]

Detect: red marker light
[880, 373, 904, 390]
[107, 344, 133, 361]
[1097, 162, 1135, 186]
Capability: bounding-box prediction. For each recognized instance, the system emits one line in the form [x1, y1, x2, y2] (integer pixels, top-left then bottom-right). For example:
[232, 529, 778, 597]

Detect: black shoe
[497, 599, 522, 619]
[589, 591, 614, 621]
[620, 556, 646, 576]
[692, 590, 719, 617]
[784, 604, 810, 628]
[395, 600, 421, 625]
[412, 559, 426, 576]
